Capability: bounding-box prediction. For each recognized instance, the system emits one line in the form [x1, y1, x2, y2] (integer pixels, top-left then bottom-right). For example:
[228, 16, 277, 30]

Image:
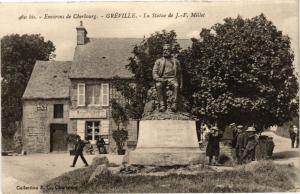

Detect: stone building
[22, 23, 190, 153]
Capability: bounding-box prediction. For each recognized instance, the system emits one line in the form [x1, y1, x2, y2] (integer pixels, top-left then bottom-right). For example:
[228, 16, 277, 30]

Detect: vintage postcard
[0, 1, 299, 193]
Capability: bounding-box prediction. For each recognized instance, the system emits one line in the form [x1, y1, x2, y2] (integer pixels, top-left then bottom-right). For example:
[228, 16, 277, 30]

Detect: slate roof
[22, 61, 71, 99]
[69, 38, 191, 79]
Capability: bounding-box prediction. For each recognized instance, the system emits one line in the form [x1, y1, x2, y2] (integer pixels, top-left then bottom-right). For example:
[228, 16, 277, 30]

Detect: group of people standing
[235, 125, 260, 164]
[203, 123, 274, 165]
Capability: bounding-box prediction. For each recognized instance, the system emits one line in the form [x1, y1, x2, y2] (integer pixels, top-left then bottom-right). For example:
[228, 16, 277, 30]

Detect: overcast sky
[0, 0, 298, 71]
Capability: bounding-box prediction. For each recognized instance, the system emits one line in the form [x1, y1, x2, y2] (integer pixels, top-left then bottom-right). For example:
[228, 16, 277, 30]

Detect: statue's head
[163, 44, 172, 58]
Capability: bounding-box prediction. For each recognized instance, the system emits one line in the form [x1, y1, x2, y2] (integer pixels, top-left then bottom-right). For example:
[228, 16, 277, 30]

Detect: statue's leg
[170, 79, 179, 111]
[155, 81, 166, 111]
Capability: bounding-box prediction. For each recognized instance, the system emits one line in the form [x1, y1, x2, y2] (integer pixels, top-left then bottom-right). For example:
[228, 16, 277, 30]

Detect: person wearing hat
[295, 126, 299, 148]
[289, 125, 299, 148]
[242, 127, 258, 162]
[206, 126, 221, 165]
[235, 125, 246, 164]
[96, 136, 107, 154]
[70, 135, 89, 167]
[266, 136, 275, 159]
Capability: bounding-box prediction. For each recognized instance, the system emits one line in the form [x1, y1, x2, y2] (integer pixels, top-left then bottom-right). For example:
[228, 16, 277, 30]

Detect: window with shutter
[77, 83, 85, 106]
[101, 83, 109, 106]
[77, 120, 85, 139]
[100, 120, 109, 135]
[86, 85, 100, 106]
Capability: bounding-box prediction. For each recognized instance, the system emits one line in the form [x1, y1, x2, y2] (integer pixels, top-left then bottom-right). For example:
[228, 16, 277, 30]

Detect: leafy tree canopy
[1, 34, 55, 137]
[180, 14, 298, 129]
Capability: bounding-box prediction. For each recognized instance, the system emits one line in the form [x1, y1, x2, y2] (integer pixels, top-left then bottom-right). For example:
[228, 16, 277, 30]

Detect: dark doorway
[50, 124, 68, 152]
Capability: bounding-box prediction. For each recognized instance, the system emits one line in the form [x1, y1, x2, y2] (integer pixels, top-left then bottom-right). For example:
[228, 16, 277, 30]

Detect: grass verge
[41, 161, 297, 193]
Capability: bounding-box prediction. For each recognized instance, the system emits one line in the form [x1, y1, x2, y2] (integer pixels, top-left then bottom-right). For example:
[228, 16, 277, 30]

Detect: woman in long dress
[206, 126, 221, 165]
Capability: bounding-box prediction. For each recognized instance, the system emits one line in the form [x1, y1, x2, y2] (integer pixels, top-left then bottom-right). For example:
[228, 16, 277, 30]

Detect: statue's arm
[152, 59, 160, 81]
[177, 60, 183, 89]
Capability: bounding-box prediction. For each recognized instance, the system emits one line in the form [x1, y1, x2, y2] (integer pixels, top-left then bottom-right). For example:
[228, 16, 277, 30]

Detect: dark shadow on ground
[273, 150, 300, 159]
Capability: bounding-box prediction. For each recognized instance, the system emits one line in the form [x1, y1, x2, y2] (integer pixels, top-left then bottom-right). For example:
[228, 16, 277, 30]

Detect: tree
[112, 129, 128, 154]
[112, 30, 181, 119]
[111, 99, 129, 130]
[181, 14, 298, 129]
[111, 99, 129, 154]
[1, 34, 55, 137]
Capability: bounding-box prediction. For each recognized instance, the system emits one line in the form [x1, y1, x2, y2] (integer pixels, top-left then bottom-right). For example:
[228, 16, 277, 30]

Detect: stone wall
[22, 99, 70, 153]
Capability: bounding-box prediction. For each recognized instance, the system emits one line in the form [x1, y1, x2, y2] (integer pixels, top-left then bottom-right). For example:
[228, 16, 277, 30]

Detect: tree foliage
[113, 30, 181, 119]
[111, 98, 129, 150]
[111, 99, 129, 130]
[112, 129, 128, 151]
[1, 34, 55, 137]
[180, 14, 298, 129]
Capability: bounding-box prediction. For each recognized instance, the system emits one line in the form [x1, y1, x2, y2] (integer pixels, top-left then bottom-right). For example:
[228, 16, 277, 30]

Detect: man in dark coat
[96, 137, 107, 154]
[289, 125, 299, 148]
[70, 135, 89, 167]
[296, 126, 299, 148]
[242, 127, 258, 162]
[266, 136, 275, 159]
[235, 125, 246, 164]
[206, 126, 221, 165]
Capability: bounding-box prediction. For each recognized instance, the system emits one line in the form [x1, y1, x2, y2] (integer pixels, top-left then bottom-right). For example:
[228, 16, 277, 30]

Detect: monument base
[128, 148, 204, 166]
[127, 120, 205, 166]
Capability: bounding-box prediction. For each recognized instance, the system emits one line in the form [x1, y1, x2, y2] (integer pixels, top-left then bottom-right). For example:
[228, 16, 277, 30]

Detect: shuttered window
[77, 83, 85, 106]
[77, 120, 85, 140]
[100, 120, 109, 135]
[101, 83, 109, 106]
[87, 85, 100, 106]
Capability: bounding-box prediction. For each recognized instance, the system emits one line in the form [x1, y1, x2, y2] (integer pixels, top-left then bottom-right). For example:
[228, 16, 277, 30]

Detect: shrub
[112, 129, 128, 151]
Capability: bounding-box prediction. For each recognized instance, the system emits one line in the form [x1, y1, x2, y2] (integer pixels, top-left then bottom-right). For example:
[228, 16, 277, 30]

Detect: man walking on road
[289, 125, 299, 148]
[70, 135, 89, 167]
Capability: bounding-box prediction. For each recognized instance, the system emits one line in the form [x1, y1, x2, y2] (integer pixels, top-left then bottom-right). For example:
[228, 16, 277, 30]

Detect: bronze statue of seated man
[152, 44, 183, 112]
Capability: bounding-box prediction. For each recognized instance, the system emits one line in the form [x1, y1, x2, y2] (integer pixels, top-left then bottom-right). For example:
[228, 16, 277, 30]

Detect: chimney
[76, 21, 87, 45]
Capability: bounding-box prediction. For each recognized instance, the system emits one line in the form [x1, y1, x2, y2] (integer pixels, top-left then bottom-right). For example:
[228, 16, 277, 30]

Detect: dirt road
[263, 131, 299, 169]
[1, 153, 123, 194]
[1, 132, 299, 194]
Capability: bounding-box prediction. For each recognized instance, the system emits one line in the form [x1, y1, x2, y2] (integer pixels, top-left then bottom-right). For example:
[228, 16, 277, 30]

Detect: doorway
[50, 124, 68, 152]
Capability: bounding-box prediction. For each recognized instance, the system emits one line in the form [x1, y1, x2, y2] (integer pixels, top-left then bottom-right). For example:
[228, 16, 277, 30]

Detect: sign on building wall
[36, 104, 47, 111]
[69, 109, 107, 119]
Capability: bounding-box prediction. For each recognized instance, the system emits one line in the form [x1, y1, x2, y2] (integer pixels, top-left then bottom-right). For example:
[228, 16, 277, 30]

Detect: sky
[0, 0, 298, 71]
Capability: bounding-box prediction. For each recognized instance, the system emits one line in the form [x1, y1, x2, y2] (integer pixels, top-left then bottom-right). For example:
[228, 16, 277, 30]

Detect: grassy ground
[41, 161, 298, 193]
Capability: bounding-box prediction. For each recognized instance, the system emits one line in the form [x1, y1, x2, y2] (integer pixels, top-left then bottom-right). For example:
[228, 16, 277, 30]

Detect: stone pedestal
[127, 120, 205, 166]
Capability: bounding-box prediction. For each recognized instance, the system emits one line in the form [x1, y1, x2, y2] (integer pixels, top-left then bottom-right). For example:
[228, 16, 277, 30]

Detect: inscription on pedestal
[137, 120, 199, 148]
